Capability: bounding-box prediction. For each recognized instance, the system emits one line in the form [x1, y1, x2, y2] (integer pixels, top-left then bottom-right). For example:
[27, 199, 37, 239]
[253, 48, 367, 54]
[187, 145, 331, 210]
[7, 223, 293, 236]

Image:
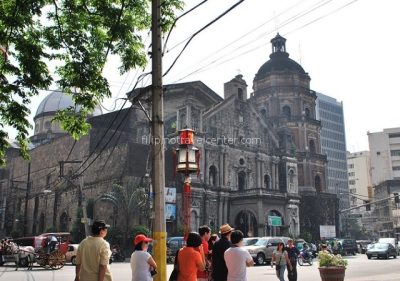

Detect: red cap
[134, 234, 152, 246]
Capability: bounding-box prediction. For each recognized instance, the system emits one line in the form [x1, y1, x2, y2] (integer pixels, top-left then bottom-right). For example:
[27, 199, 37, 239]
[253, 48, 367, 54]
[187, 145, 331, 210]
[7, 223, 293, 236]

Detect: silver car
[244, 237, 284, 265]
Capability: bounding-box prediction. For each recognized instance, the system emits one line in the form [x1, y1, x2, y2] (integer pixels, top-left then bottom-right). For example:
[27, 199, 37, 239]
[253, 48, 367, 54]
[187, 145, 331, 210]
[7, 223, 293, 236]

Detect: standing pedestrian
[74, 220, 113, 281]
[177, 232, 206, 281]
[131, 234, 157, 281]
[286, 239, 300, 281]
[271, 242, 292, 281]
[197, 225, 211, 281]
[224, 230, 254, 281]
[212, 224, 233, 281]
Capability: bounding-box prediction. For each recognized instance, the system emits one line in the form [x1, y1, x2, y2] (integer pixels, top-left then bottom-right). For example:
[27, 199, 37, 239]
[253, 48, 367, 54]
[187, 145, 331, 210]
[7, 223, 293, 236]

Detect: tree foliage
[0, 0, 183, 165]
[99, 181, 147, 236]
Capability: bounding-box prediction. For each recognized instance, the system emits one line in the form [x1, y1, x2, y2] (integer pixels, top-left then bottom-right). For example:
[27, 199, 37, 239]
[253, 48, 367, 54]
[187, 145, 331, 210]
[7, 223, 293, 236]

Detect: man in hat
[285, 238, 301, 281]
[75, 220, 113, 281]
[212, 224, 233, 281]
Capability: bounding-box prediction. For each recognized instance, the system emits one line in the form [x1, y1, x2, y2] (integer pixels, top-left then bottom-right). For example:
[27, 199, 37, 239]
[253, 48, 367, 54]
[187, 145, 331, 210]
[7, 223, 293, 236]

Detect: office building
[316, 93, 349, 210]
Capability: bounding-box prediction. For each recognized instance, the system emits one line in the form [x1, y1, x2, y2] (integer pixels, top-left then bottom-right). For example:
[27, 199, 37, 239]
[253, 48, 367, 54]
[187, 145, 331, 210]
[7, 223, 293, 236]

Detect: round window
[239, 158, 245, 165]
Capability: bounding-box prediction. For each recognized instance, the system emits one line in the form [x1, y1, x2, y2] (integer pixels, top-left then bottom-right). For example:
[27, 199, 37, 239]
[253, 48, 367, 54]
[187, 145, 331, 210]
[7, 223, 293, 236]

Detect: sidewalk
[345, 273, 400, 281]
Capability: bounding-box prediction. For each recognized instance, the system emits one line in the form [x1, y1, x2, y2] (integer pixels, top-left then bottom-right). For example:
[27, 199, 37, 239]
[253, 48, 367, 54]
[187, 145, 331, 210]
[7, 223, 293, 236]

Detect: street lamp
[175, 129, 200, 239]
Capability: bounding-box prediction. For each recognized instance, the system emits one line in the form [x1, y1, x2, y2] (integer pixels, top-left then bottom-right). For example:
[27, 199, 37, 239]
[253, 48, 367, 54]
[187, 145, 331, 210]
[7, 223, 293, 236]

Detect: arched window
[238, 88, 244, 100]
[309, 139, 316, 154]
[60, 212, 69, 232]
[304, 108, 310, 118]
[260, 109, 267, 120]
[190, 210, 199, 232]
[238, 171, 246, 191]
[264, 174, 271, 189]
[39, 213, 45, 233]
[315, 175, 322, 192]
[289, 169, 295, 184]
[209, 165, 218, 187]
[282, 105, 291, 118]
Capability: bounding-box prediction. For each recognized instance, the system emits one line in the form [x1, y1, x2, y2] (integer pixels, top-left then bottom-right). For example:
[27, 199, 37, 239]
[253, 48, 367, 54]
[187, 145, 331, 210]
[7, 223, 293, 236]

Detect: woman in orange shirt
[177, 232, 206, 281]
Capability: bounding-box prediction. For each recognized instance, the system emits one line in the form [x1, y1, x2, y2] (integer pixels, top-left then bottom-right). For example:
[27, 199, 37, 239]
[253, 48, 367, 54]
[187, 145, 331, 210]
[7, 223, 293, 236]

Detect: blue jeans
[276, 265, 286, 281]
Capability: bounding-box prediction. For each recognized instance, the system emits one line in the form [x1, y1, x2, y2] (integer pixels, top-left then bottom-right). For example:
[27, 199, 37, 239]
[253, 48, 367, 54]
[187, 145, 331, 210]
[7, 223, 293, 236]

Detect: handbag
[168, 250, 180, 281]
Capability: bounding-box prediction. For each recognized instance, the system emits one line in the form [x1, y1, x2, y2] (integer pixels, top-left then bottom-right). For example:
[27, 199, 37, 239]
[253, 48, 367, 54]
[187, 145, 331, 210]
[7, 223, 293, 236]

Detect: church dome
[255, 33, 307, 80]
[34, 90, 102, 120]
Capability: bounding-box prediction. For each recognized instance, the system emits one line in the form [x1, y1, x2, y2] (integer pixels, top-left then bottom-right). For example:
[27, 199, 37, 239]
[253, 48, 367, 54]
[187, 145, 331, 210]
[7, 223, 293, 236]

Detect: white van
[378, 238, 399, 255]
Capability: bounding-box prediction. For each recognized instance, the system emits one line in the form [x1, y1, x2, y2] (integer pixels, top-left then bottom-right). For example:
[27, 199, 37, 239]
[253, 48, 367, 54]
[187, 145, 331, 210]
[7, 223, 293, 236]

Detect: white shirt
[130, 250, 152, 281]
[224, 246, 253, 281]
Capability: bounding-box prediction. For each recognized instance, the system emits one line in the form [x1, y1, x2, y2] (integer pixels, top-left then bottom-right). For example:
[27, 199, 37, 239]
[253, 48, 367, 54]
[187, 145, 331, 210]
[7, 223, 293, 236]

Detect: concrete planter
[318, 266, 346, 281]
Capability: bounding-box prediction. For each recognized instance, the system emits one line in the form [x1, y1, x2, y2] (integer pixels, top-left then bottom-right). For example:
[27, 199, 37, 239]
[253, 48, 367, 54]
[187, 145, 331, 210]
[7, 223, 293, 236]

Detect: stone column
[223, 151, 227, 186]
[255, 159, 260, 188]
[273, 157, 280, 190]
[219, 152, 223, 187]
[204, 148, 208, 185]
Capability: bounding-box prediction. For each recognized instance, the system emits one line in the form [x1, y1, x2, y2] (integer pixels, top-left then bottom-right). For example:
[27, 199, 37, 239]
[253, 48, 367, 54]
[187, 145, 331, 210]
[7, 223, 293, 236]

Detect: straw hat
[219, 224, 234, 235]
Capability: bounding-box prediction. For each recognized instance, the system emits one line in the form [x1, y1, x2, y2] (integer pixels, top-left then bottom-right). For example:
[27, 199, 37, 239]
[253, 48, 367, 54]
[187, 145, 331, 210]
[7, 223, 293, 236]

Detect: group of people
[73, 219, 322, 281]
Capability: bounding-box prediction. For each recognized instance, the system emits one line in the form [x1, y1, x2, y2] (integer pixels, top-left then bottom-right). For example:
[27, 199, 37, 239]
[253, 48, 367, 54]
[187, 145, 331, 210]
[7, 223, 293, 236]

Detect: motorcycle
[298, 249, 313, 266]
[111, 249, 125, 262]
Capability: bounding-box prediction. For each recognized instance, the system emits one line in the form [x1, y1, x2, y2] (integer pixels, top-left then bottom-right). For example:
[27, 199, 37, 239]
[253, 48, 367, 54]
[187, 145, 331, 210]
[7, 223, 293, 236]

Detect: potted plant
[318, 251, 348, 281]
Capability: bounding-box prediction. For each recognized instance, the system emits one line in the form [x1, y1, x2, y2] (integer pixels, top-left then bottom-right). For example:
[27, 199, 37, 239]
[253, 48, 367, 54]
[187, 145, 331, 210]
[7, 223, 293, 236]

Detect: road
[1, 254, 399, 281]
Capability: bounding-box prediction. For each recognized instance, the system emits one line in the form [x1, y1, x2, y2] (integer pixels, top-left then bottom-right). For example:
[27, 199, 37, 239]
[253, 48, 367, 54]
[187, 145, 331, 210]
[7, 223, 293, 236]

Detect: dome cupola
[32, 90, 102, 143]
[254, 33, 307, 81]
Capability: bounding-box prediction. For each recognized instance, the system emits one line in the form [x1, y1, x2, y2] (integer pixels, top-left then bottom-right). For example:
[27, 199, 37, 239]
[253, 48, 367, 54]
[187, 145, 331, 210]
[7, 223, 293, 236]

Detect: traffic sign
[268, 215, 282, 226]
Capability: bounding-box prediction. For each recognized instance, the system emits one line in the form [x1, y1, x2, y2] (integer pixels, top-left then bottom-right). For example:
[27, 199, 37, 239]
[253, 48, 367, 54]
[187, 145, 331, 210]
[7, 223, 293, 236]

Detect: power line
[166, 0, 304, 73]
[169, 0, 335, 81]
[76, 72, 151, 173]
[171, 0, 357, 82]
[162, 0, 209, 55]
[285, 0, 360, 36]
[74, 72, 151, 176]
[163, 0, 246, 77]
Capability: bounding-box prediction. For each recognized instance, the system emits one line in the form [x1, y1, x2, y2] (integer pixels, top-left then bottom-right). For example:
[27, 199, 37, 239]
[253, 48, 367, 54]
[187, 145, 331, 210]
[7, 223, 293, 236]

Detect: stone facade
[0, 34, 338, 240]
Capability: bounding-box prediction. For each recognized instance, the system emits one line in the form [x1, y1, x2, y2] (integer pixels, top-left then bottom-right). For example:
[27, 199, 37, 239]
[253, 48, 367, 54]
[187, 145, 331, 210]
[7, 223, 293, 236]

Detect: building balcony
[230, 188, 287, 200]
[296, 151, 327, 162]
[267, 116, 321, 127]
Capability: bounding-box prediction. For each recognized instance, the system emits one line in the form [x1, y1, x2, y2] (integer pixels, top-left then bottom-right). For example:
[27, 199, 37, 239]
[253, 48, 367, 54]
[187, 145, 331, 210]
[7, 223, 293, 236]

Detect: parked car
[378, 238, 399, 255]
[244, 237, 284, 265]
[356, 240, 372, 254]
[366, 242, 397, 259]
[243, 237, 260, 247]
[338, 238, 358, 255]
[166, 237, 184, 264]
[65, 244, 79, 265]
[326, 238, 357, 255]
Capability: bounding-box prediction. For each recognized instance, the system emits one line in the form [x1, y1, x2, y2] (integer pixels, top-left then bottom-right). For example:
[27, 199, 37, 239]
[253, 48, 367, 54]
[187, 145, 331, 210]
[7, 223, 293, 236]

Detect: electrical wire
[285, 0, 359, 36]
[171, 0, 358, 82]
[166, 0, 303, 65]
[162, 0, 209, 55]
[163, 0, 246, 77]
[76, 72, 151, 172]
[169, 0, 335, 82]
[74, 72, 151, 176]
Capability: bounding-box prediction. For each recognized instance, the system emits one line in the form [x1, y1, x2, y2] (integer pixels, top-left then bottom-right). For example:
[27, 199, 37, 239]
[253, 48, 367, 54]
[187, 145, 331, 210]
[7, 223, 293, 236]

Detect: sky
[11, 0, 400, 152]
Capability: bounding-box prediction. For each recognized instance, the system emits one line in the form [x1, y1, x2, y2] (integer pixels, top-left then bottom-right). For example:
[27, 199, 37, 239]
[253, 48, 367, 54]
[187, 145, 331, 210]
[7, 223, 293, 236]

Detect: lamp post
[175, 129, 200, 238]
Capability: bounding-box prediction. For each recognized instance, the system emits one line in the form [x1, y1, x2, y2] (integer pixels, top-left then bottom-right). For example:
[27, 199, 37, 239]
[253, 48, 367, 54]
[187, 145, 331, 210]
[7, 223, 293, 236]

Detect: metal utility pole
[59, 160, 90, 237]
[23, 162, 31, 236]
[151, 0, 167, 280]
[80, 175, 90, 237]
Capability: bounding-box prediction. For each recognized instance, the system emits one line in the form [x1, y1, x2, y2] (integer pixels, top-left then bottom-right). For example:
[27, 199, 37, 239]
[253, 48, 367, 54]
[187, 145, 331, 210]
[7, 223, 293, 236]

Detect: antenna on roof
[273, 10, 279, 33]
[298, 43, 302, 65]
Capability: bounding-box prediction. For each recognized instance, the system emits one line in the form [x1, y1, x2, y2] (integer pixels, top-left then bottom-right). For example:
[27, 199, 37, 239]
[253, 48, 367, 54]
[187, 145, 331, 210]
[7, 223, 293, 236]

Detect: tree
[0, 0, 183, 165]
[99, 181, 148, 247]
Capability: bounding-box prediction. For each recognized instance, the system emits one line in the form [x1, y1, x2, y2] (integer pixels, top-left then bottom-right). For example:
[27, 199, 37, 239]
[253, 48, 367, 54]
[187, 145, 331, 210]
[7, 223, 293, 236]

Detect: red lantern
[179, 129, 194, 145]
